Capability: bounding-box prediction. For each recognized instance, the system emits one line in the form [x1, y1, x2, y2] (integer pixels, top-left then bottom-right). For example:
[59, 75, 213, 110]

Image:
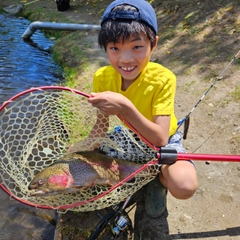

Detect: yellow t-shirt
[93, 62, 178, 136]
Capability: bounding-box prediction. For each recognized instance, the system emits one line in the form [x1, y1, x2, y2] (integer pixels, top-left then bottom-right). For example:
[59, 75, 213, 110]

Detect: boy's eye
[133, 45, 143, 50]
[110, 47, 118, 51]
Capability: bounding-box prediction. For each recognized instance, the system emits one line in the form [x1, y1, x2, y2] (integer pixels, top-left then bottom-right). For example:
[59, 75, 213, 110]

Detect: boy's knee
[171, 180, 198, 199]
[180, 184, 197, 199]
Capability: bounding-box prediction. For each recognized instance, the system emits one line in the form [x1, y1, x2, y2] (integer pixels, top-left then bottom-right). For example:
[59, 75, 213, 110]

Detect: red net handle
[156, 147, 240, 164]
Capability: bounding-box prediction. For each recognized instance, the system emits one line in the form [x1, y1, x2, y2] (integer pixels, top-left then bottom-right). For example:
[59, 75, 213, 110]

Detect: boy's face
[106, 33, 158, 82]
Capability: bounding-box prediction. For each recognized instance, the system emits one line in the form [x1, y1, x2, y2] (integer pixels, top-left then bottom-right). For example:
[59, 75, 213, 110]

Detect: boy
[70, 0, 197, 222]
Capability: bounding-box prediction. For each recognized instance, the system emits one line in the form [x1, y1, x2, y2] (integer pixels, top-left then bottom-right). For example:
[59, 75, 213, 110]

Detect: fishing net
[0, 87, 161, 212]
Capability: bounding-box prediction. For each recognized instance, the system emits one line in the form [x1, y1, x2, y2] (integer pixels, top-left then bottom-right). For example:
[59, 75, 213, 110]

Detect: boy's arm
[122, 103, 170, 147]
[88, 92, 170, 147]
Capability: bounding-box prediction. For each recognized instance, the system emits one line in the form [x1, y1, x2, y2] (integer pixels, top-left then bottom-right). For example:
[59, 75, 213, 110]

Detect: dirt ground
[1, 0, 240, 239]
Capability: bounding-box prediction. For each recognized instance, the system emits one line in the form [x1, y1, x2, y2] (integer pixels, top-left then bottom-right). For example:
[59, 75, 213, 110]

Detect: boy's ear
[155, 36, 159, 47]
[152, 36, 159, 52]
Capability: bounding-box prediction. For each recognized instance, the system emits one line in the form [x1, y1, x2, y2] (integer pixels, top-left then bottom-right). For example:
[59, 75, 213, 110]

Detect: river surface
[0, 13, 63, 240]
[0, 13, 63, 103]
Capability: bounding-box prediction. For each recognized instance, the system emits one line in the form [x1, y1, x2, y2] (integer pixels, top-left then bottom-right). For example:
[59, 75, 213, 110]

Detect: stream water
[0, 13, 64, 240]
[0, 13, 63, 103]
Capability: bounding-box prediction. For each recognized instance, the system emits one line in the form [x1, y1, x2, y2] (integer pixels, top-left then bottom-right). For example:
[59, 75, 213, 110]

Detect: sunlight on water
[0, 13, 63, 104]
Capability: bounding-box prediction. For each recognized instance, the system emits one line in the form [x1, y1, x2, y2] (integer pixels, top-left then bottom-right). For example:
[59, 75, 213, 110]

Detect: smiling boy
[70, 0, 198, 224]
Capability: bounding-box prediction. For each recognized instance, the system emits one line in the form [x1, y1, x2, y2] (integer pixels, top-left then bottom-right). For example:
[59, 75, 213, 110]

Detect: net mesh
[0, 88, 161, 212]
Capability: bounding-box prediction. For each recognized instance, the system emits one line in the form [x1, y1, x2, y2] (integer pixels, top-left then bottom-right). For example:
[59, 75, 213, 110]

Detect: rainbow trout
[29, 150, 158, 196]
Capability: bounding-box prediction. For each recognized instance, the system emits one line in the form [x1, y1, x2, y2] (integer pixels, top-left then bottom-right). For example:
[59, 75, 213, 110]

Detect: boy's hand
[88, 91, 129, 116]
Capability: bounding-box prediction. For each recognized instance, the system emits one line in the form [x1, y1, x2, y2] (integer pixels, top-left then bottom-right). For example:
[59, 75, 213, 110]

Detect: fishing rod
[155, 147, 240, 164]
[177, 49, 240, 135]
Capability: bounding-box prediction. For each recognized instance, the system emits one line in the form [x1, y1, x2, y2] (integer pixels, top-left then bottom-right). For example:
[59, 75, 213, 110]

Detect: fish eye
[38, 179, 45, 185]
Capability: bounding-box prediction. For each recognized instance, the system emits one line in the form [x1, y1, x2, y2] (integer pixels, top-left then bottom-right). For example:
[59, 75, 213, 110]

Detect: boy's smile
[106, 33, 157, 88]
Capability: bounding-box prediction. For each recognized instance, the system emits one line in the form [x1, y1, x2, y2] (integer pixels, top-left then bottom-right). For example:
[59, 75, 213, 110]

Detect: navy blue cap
[101, 0, 158, 34]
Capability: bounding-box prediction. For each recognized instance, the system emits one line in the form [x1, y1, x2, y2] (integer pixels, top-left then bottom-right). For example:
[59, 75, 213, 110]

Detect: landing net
[0, 87, 161, 212]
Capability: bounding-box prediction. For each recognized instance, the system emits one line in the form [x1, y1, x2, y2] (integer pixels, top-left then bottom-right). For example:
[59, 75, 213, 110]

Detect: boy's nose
[120, 51, 133, 63]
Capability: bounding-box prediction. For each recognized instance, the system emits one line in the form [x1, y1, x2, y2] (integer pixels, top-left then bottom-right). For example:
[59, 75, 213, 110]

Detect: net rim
[0, 85, 159, 210]
[0, 86, 89, 111]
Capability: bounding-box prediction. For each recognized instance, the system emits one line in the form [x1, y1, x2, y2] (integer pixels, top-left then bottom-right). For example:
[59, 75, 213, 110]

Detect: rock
[3, 4, 23, 14]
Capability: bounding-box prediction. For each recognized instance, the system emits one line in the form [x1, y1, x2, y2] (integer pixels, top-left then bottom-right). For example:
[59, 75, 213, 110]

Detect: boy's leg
[160, 160, 198, 199]
[144, 162, 197, 218]
[130, 186, 170, 240]
[145, 131, 197, 217]
[134, 201, 169, 240]
[144, 176, 167, 218]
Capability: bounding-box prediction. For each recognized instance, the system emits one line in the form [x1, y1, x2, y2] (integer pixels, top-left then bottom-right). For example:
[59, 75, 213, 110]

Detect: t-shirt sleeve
[152, 72, 176, 116]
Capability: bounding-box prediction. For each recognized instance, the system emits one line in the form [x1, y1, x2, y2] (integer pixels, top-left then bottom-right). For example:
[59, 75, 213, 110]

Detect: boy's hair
[99, 0, 158, 50]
